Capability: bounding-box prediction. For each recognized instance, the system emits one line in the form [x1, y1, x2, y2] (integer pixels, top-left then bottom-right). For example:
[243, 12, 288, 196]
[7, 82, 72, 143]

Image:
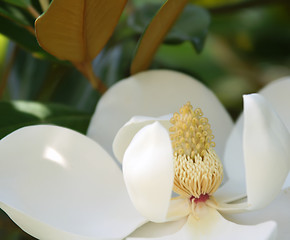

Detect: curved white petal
[88, 70, 233, 159]
[259, 77, 290, 189]
[0, 125, 146, 239]
[113, 115, 172, 163]
[223, 77, 290, 196]
[259, 77, 290, 131]
[222, 114, 246, 202]
[223, 187, 290, 240]
[128, 218, 187, 238]
[128, 205, 277, 240]
[123, 122, 174, 222]
[243, 94, 290, 210]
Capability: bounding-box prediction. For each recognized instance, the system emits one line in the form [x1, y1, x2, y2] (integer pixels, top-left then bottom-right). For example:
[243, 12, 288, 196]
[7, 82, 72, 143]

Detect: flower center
[169, 102, 223, 201]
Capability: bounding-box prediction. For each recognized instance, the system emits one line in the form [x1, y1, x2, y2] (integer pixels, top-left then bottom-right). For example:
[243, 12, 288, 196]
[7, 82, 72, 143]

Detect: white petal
[259, 77, 290, 131]
[113, 115, 172, 163]
[221, 114, 247, 203]
[88, 69, 233, 159]
[243, 94, 290, 210]
[123, 122, 174, 222]
[128, 205, 277, 240]
[223, 187, 290, 240]
[223, 77, 290, 197]
[128, 218, 187, 238]
[282, 173, 290, 189]
[0, 125, 146, 239]
[214, 180, 246, 204]
[259, 77, 290, 189]
[166, 198, 191, 221]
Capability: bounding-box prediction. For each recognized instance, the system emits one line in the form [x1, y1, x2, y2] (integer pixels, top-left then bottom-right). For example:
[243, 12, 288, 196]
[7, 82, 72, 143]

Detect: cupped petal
[88, 69, 233, 158]
[127, 205, 277, 240]
[243, 94, 290, 210]
[223, 187, 290, 240]
[113, 115, 172, 163]
[0, 125, 146, 239]
[123, 122, 174, 222]
[259, 77, 290, 189]
[223, 77, 290, 199]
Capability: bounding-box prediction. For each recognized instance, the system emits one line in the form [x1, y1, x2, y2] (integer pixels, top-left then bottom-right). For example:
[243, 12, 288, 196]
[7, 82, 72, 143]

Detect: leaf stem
[74, 62, 107, 94]
[209, 0, 289, 14]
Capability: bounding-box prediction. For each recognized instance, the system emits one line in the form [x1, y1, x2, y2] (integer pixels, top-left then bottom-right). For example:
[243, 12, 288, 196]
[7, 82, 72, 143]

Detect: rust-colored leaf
[35, 0, 127, 63]
[130, 0, 188, 75]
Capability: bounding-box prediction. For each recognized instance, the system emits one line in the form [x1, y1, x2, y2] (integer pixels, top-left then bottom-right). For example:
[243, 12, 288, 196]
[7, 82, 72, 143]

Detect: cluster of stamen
[170, 102, 223, 201]
[170, 103, 215, 158]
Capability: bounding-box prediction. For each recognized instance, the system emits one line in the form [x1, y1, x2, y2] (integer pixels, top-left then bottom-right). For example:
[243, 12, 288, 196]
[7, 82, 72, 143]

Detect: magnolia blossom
[0, 70, 290, 240]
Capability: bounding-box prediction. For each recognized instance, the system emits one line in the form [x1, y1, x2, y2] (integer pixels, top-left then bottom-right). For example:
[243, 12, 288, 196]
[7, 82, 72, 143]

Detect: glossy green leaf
[0, 2, 33, 26]
[130, 0, 188, 74]
[0, 101, 91, 139]
[165, 5, 210, 52]
[127, 3, 162, 33]
[129, 4, 210, 53]
[2, 0, 31, 8]
[0, 14, 42, 53]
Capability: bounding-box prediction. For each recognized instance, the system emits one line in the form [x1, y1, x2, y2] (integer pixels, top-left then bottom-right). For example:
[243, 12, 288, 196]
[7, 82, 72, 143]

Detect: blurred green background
[0, 0, 289, 239]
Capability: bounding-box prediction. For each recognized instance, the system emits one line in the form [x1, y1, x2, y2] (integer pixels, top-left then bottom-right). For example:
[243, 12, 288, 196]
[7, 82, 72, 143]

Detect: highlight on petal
[128, 205, 277, 240]
[123, 122, 174, 222]
[88, 69, 233, 158]
[0, 125, 146, 239]
[113, 115, 172, 163]
[243, 94, 290, 210]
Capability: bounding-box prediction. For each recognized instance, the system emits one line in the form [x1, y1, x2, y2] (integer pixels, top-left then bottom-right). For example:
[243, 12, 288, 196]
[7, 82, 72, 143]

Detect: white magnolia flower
[0, 70, 289, 240]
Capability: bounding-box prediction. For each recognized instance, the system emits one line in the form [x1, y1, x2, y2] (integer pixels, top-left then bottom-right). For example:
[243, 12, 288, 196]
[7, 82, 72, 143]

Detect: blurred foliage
[0, 0, 289, 239]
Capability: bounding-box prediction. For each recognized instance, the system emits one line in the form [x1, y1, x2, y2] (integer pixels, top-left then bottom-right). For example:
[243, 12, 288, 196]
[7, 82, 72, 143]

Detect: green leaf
[0, 2, 33, 26]
[0, 14, 40, 52]
[129, 4, 210, 53]
[128, 3, 162, 33]
[166, 5, 211, 52]
[2, 0, 31, 8]
[130, 0, 187, 74]
[0, 101, 92, 139]
[0, 14, 58, 60]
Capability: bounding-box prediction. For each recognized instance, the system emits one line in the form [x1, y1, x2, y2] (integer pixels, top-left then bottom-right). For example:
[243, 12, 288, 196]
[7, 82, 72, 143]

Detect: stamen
[170, 102, 223, 200]
[170, 102, 215, 158]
